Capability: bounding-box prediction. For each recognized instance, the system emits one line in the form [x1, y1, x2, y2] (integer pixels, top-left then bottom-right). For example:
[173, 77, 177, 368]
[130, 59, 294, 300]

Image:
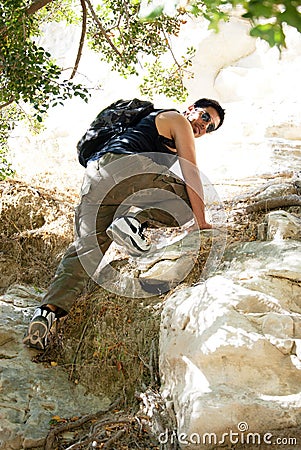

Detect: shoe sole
[107, 222, 150, 256]
[139, 278, 171, 294]
[23, 317, 48, 350]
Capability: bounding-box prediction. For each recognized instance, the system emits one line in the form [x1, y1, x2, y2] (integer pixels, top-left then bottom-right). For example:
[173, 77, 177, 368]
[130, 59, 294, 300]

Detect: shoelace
[124, 217, 149, 241]
[138, 221, 148, 240]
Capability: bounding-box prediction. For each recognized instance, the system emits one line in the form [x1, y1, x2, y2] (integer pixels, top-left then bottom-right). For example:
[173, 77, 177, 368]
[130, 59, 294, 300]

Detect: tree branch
[26, 0, 54, 16]
[0, 98, 15, 109]
[0, 0, 53, 36]
[245, 195, 301, 213]
[44, 397, 122, 450]
[70, 0, 87, 79]
[162, 28, 181, 69]
[84, 0, 125, 61]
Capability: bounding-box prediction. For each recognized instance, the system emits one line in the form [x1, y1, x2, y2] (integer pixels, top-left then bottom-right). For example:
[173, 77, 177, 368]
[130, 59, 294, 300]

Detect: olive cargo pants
[41, 153, 194, 312]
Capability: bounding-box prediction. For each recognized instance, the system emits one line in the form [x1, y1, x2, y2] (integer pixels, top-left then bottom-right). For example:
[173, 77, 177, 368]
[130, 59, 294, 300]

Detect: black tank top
[89, 109, 178, 167]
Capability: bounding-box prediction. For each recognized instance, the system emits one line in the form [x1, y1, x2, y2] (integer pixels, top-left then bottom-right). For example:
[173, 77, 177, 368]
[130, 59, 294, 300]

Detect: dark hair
[193, 98, 225, 131]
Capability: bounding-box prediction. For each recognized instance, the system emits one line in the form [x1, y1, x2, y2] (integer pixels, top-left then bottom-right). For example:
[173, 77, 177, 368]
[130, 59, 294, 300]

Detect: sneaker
[23, 305, 56, 350]
[106, 216, 151, 256]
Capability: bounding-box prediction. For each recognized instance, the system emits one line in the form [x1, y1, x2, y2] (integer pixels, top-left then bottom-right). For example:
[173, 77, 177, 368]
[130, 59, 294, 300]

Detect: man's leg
[102, 157, 196, 295]
[23, 159, 117, 349]
[106, 157, 194, 234]
[23, 153, 195, 349]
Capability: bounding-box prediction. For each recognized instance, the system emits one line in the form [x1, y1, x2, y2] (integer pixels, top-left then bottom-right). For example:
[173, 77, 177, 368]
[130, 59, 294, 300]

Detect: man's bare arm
[168, 113, 212, 229]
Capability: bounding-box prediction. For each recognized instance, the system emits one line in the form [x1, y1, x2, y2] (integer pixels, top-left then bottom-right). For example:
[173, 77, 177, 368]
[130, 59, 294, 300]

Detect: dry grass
[0, 179, 74, 290]
[52, 289, 163, 401]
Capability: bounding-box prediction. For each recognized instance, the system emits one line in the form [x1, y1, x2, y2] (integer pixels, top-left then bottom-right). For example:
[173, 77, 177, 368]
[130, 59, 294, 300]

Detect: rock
[99, 229, 226, 297]
[141, 255, 193, 283]
[138, 230, 203, 286]
[159, 238, 301, 449]
[265, 123, 301, 140]
[221, 240, 301, 313]
[292, 171, 301, 191]
[138, 229, 226, 283]
[265, 210, 301, 240]
[0, 284, 110, 450]
[253, 183, 298, 201]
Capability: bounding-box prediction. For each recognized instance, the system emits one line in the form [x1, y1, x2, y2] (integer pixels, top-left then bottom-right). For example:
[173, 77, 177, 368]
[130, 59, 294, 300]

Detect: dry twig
[44, 398, 121, 450]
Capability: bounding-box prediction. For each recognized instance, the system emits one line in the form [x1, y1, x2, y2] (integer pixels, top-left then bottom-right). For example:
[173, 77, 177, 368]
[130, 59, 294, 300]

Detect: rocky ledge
[160, 210, 301, 449]
[0, 285, 110, 450]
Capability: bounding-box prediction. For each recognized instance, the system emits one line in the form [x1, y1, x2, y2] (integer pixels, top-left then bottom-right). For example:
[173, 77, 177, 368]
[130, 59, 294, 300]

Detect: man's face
[186, 105, 220, 138]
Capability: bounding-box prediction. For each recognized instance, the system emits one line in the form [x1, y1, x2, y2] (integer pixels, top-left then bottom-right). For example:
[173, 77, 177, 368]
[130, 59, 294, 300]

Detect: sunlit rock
[253, 183, 298, 201]
[159, 235, 301, 448]
[265, 122, 301, 140]
[266, 210, 301, 241]
[222, 240, 301, 312]
[138, 230, 209, 284]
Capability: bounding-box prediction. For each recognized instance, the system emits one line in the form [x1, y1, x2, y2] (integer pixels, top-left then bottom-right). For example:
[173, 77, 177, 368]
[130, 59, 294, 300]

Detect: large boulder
[0, 284, 110, 450]
[159, 235, 301, 448]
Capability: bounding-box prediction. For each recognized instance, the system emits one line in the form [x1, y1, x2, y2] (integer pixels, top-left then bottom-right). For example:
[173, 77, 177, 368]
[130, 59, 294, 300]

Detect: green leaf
[250, 23, 286, 47]
[244, 1, 274, 19]
[140, 6, 164, 21]
[280, 4, 301, 32]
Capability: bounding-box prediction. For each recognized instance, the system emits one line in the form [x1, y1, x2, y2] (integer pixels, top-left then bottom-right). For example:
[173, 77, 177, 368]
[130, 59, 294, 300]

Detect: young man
[23, 97, 225, 350]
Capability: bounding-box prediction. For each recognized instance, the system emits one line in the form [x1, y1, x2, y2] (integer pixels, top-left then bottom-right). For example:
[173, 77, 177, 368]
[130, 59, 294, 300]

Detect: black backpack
[77, 98, 154, 167]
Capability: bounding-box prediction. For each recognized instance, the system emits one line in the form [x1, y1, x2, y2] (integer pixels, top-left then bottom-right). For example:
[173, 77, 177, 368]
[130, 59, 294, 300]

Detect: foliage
[1, 0, 300, 109]
[35, 0, 79, 25]
[0, 0, 89, 178]
[0, 105, 22, 180]
[0, 148, 14, 180]
[88, 0, 182, 77]
[141, 0, 301, 47]
[140, 47, 196, 102]
[0, 0, 89, 119]
[242, 0, 301, 46]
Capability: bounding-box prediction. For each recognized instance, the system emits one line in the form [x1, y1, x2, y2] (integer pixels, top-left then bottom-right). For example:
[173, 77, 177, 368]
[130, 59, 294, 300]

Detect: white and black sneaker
[23, 305, 56, 350]
[106, 216, 151, 256]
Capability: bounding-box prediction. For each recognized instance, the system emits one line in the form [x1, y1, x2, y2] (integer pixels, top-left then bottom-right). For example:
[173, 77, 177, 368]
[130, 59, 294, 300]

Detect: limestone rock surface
[266, 210, 301, 240]
[100, 229, 225, 297]
[0, 285, 110, 450]
[253, 183, 298, 202]
[159, 237, 301, 448]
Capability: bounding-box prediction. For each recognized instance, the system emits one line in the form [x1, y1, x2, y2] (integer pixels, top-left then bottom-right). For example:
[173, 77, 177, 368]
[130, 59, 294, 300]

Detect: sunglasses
[200, 111, 216, 133]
